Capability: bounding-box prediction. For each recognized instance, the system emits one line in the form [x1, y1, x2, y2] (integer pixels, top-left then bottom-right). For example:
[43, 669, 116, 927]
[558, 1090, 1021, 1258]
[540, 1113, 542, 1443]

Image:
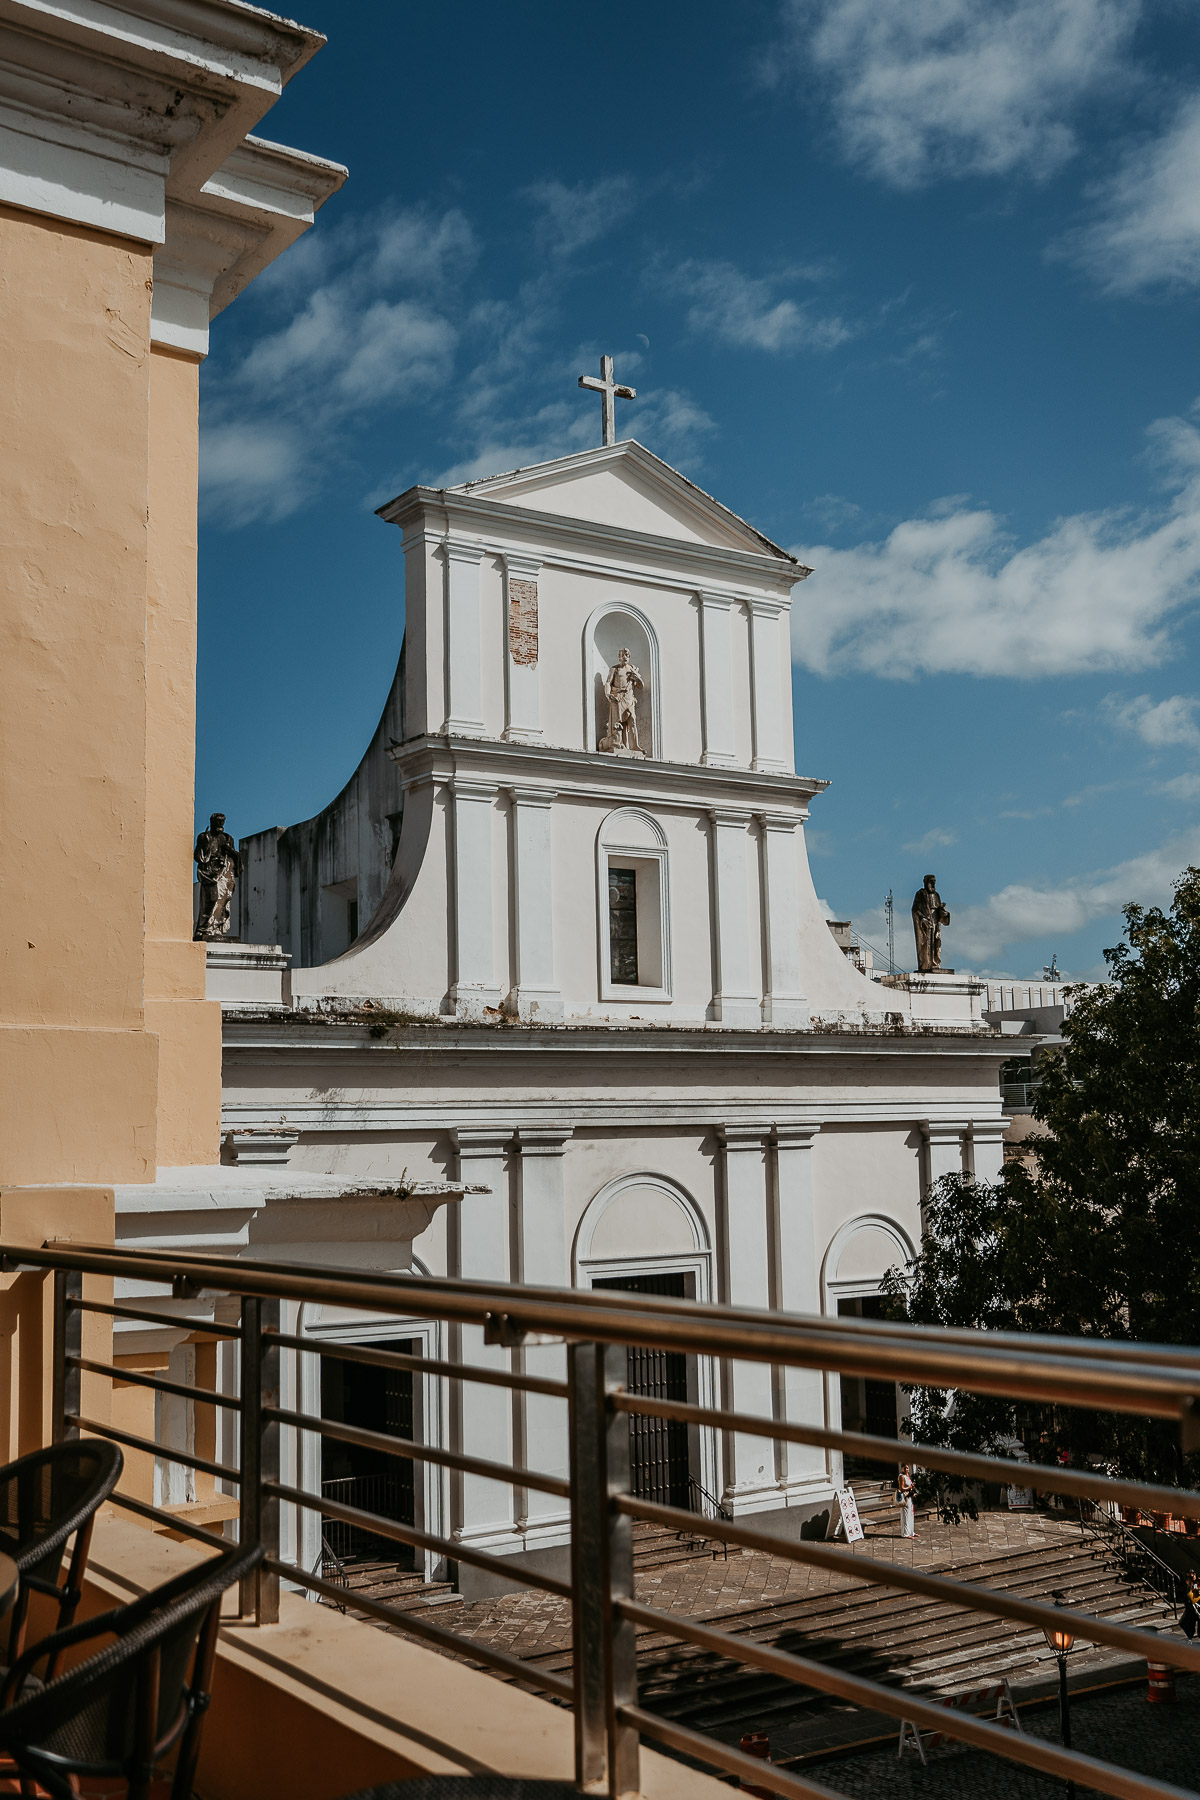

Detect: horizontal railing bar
[271, 1330, 567, 1400]
[71, 1297, 241, 1337]
[70, 1414, 239, 1486]
[618, 1495, 1200, 1675]
[269, 1480, 573, 1601]
[618, 1602, 1194, 1800]
[71, 1356, 239, 1411]
[614, 1392, 1200, 1521]
[620, 1705, 847, 1800]
[268, 1557, 574, 1702]
[108, 1490, 231, 1551]
[269, 1405, 571, 1500]
[50, 1240, 1200, 1374]
[22, 1243, 1199, 1417]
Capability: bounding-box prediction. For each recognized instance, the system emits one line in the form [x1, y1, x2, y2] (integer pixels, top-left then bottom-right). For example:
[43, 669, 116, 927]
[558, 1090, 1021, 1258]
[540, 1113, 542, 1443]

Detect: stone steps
[626, 1532, 1175, 1743]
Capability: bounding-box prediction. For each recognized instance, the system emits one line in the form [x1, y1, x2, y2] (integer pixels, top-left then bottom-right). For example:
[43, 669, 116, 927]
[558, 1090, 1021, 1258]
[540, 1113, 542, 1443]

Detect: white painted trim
[820, 1213, 916, 1491]
[572, 1170, 711, 1270]
[574, 1174, 718, 1516]
[597, 809, 672, 1003]
[0, 106, 166, 242]
[294, 1303, 446, 1582]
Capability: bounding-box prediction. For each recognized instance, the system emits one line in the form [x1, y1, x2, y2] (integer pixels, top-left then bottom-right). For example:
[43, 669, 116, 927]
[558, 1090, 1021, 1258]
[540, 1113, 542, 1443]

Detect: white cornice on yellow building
[0, 0, 346, 343]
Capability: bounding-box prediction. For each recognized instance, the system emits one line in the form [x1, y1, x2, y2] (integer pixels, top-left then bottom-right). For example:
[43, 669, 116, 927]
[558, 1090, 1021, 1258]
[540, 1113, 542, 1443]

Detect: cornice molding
[387, 732, 828, 814]
[384, 488, 807, 598]
[0, 2, 342, 250]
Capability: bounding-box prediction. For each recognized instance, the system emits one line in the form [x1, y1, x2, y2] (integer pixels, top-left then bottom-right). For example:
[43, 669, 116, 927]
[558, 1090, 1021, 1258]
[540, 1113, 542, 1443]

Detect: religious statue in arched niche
[600, 647, 646, 758]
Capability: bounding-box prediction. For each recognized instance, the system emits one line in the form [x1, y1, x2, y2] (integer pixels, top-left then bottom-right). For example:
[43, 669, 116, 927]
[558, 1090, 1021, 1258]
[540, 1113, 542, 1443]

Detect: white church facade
[202, 438, 1012, 1587]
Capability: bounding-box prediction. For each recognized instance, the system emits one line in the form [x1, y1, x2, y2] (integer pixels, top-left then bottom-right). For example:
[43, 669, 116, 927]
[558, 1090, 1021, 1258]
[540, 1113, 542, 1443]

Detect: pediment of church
[448, 441, 797, 562]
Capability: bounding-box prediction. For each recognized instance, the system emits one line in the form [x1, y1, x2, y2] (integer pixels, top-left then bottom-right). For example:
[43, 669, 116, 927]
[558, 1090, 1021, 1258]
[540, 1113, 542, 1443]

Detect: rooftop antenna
[1043, 953, 1060, 983]
[884, 889, 895, 976]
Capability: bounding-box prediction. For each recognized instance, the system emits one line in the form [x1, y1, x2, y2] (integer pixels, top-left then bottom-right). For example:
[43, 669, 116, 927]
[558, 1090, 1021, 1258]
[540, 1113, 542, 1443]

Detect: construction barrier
[899, 1678, 1024, 1762]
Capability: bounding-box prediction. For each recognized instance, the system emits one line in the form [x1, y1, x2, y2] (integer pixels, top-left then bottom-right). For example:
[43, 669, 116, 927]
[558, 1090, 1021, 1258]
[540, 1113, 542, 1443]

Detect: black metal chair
[338, 1783, 585, 1797]
[0, 1539, 262, 1800]
[0, 1440, 124, 1675]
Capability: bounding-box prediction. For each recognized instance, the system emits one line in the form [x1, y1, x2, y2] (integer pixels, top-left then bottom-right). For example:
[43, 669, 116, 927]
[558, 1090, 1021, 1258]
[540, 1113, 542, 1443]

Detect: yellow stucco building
[0, 0, 343, 1442]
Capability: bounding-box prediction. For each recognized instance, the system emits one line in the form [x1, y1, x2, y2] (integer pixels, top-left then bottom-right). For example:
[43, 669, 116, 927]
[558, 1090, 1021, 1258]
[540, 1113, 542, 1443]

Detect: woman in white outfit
[898, 1463, 916, 1539]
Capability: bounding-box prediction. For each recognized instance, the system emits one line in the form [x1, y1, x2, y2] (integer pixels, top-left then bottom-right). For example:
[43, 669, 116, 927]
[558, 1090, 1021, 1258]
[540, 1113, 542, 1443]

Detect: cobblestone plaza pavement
[830, 1677, 1200, 1798]
[445, 1511, 1084, 1662]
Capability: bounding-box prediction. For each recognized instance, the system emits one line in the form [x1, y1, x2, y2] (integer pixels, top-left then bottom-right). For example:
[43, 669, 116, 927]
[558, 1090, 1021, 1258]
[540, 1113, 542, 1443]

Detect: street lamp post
[1044, 1592, 1076, 1800]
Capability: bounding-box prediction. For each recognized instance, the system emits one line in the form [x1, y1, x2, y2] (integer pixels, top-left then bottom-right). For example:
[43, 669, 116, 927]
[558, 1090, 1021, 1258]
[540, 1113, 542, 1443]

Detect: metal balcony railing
[10, 1237, 1200, 1800]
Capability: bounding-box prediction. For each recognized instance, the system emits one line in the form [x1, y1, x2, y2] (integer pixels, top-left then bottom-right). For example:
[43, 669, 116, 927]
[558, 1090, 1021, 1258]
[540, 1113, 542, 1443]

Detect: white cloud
[1159, 773, 1200, 802]
[198, 423, 304, 528]
[665, 259, 852, 353]
[776, 0, 1141, 189]
[1066, 96, 1200, 293]
[237, 292, 456, 405]
[792, 405, 1200, 677]
[430, 383, 715, 489]
[902, 827, 958, 854]
[522, 177, 636, 257]
[1104, 692, 1200, 752]
[950, 829, 1200, 962]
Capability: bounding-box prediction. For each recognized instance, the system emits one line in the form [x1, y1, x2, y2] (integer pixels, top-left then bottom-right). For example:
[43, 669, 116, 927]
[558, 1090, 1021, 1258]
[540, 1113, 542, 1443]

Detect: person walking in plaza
[1180, 1569, 1199, 1639]
[898, 1464, 917, 1539]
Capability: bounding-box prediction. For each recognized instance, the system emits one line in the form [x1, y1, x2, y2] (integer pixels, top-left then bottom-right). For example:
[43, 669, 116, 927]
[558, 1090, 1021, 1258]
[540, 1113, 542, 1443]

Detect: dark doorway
[320, 1339, 416, 1565]
[837, 1296, 900, 1481]
[593, 1271, 693, 1508]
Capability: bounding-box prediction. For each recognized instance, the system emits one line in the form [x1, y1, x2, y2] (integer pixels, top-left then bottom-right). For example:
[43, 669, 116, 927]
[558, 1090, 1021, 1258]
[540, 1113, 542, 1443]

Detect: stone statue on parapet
[194, 812, 238, 941]
[912, 873, 950, 973]
[600, 648, 645, 758]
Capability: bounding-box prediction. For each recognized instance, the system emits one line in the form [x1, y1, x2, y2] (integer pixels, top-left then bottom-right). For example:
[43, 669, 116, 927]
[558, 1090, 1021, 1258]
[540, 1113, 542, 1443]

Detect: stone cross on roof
[577, 354, 636, 447]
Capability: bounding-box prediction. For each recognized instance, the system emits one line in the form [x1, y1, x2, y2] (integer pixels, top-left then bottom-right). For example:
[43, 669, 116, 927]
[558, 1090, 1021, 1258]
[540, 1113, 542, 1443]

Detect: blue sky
[197, 0, 1200, 979]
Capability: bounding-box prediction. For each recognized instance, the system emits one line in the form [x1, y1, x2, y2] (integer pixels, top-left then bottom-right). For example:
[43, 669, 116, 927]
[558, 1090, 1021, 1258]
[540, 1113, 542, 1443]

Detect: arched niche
[584, 602, 662, 760]
[573, 1172, 709, 1284]
[821, 1213, 915, 1305]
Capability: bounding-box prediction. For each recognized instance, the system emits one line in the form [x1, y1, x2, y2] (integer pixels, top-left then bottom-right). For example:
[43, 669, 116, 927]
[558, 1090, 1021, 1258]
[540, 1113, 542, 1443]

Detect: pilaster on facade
[717, 1124, 778, 1512]
[449, 1128, 517, 1550]
[442, 538, 487, 737]
[449, 778, 500, 1018]
[969, 1121, 1007, 1185]
[772, 1124, 828, 1497]
[757, 814, 809, 1029]
[747, 599, 790, 773]
[502, 553, 543, 744]
[507, 787, 562, 1023]
[514, 1128, 573, 1543]
[708, 809, 759, 1028]
[921, 1121, 969, 1190]
[697, 593, 736, 767]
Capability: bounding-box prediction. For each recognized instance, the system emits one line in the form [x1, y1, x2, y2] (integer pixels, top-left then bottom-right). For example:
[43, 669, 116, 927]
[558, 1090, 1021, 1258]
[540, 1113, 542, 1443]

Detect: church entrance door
[836, 1297, 900, 1481]
[320, 1339, 416, 1567]
[592, 1271, 693, 1509]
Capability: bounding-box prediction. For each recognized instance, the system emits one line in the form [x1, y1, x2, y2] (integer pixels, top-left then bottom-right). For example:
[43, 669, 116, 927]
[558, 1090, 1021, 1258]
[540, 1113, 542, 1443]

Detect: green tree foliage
[882, 866, 1200, 1489]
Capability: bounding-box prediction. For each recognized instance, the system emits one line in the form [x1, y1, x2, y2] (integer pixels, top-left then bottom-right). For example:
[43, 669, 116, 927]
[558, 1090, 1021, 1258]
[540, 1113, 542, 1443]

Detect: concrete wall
[240, 645, 407, 963]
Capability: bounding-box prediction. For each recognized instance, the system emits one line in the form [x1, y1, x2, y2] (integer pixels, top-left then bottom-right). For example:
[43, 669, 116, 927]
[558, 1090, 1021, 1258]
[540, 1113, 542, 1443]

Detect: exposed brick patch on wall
[508, 579, 538, 666]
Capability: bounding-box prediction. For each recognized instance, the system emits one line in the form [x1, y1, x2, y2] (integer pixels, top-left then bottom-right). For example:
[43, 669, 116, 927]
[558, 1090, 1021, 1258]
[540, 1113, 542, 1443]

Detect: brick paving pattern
[438, 1511, 1095, 1663]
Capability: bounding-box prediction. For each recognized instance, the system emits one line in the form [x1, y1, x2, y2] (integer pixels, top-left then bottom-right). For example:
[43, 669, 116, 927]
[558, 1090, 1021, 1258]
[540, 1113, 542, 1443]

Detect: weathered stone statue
[194, 811, 238, 940]
[600, 647, 645, 757]
[911, 873, 950, 973]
